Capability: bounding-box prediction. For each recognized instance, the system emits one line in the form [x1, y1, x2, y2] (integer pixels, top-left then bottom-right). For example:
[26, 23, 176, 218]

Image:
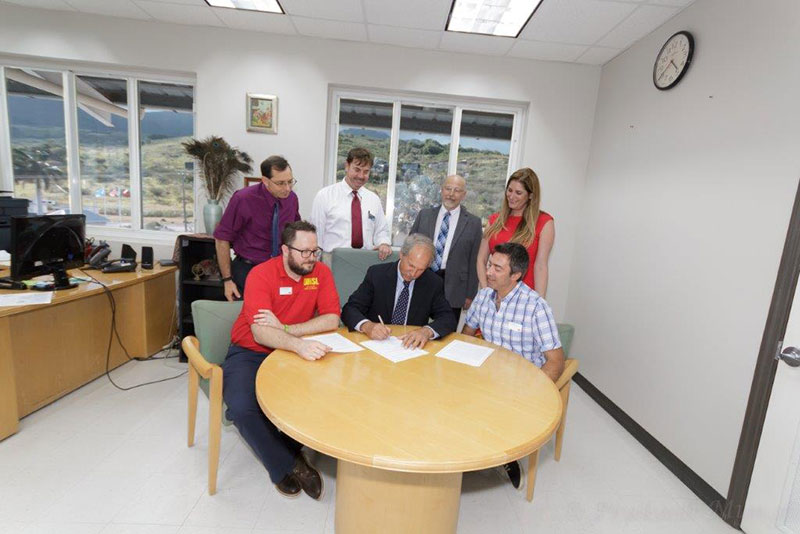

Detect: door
[741, 275, 800, 533]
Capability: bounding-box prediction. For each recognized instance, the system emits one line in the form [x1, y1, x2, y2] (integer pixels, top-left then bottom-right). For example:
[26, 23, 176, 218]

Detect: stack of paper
[435, 339, 494, 367]
[0, 292, 53, 307]
[303, 333, 363, 353]
[360, 336, 427, 363]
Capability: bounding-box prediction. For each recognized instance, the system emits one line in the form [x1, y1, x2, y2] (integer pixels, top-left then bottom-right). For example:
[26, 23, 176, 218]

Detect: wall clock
[653, 31, 694, 90]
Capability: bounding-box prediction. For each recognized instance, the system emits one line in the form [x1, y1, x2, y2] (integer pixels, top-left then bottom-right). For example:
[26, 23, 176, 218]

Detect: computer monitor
[10, 214, 86, 290]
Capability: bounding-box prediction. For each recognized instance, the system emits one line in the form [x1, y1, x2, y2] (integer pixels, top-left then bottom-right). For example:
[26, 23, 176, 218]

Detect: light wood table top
[256, 325, 562, 474]
[0, 264, 176, 318]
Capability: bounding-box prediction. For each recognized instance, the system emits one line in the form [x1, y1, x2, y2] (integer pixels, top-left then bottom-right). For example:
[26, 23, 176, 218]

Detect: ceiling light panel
[446, 0, 543, 38]
[205, 0, 284, 14]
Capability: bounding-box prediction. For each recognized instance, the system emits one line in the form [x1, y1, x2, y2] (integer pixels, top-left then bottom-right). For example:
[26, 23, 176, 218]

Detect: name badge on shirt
[279, 286, 292, 296]
[506, 321, 523, 332]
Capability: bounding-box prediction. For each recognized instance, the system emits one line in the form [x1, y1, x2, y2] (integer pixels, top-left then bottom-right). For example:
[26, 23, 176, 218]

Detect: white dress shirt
[434, 205, 460, 270]
[310, 179, 390, 252]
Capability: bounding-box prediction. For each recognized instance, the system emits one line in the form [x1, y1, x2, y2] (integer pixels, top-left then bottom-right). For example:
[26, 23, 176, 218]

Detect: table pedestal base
[334, 460, 462, 533]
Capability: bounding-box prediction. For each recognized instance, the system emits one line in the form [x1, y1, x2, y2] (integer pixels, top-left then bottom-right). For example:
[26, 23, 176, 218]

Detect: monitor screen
[10, 215, 86, 281]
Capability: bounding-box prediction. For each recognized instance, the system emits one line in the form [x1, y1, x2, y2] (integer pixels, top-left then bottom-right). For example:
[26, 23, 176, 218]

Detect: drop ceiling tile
[363, 0, 451, 31]
[519, 0, 636, 45]
[64, 0, 151, 19]
[133, 0, 207, 5]
[597, 4, 681, 48]
[439, 31, 515, 57]
[508, 40, 588, 62]
[575, 45, 622, 65]
[0, 0, 75, 9]
[649, 0, 694, 6]
[213, 6, 295, 34]
[291, 16, 367, 42]
[280, 0, 363, 22]
[136, 0, 224, 25]
[367, 24, 441, 49]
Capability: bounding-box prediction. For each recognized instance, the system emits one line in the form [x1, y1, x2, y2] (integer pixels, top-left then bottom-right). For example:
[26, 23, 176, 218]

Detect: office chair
[182, 299, 242, 495]
[526, 323, 578, 502]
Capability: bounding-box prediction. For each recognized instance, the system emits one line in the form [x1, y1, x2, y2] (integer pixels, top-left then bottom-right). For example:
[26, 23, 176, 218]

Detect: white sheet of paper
[435, 339, 494, 367]
[361, 336, 427, 363]
[0, 292, 53, 307]
[303, 333, 363, 353]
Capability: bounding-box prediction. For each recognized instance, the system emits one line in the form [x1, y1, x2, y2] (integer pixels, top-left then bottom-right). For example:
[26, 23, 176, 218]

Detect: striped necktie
[433, 211, 450, 271]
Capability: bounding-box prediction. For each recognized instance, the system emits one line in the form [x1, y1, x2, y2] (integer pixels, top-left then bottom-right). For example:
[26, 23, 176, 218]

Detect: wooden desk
[0, 265, 176, 440]
[256, 326, 562, 534]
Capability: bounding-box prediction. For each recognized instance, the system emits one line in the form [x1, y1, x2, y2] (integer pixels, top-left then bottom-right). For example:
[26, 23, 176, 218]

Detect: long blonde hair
[483, 168, 541, 248]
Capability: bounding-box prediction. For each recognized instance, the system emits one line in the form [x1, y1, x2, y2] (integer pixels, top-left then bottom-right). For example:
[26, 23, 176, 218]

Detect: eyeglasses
[443, 186, 465, 194]
[272, 179, 297, 187]
[287, 245, 322, 258]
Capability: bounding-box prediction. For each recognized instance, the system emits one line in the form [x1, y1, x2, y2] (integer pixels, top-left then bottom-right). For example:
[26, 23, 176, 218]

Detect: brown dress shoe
[275, 473, 301, 498]
[292, 454, 323, 500]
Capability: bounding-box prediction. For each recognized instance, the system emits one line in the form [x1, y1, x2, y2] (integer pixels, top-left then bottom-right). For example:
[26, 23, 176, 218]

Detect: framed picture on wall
[246, 93, 277, 134]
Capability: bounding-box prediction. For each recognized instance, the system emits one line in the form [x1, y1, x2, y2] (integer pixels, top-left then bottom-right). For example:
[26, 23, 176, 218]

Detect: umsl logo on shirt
[303, 277, 319, 290]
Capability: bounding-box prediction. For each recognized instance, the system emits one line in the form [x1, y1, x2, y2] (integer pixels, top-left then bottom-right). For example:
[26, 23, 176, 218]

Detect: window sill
[87, 225, 187, 247]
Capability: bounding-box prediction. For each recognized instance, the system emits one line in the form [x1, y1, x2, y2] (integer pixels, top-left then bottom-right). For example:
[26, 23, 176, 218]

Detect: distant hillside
[340, 127, 390, 139]
[8, 95, 193, 141]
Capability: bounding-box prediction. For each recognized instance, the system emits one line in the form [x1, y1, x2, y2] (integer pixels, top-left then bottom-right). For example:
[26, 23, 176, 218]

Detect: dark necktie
[271, 202, 280, 258]
[433, 211, 450, 271]
[351, 190, 363, 249]
[391, 280, 411, 325]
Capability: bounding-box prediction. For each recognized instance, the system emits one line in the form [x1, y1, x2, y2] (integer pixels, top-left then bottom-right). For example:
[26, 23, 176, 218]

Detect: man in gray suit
[410, 174, 483, 321]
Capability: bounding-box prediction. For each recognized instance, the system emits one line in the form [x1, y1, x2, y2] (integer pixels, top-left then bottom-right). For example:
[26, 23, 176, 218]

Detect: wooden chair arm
[182, 336, 218, 380]
[555, 358, 579, 390]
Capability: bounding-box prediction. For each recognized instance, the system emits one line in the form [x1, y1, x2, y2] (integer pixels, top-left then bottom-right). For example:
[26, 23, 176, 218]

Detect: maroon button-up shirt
[213, 182, 300, 264]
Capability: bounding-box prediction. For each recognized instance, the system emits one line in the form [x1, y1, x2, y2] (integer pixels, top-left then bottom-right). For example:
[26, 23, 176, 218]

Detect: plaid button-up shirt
[464, 282, 561, 368]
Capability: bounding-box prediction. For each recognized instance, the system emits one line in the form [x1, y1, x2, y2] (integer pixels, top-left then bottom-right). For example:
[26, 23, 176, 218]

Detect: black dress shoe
[503, 460, 522, 490]
[292, 454, 324, 500]
[275, 473, 302, 498]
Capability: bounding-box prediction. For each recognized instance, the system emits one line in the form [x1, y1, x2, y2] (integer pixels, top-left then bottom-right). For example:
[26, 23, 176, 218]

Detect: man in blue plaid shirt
[463, 242, 565, 490]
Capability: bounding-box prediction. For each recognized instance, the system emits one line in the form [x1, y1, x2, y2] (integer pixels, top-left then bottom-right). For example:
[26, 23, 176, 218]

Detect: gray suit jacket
[410, 205, 482, 308]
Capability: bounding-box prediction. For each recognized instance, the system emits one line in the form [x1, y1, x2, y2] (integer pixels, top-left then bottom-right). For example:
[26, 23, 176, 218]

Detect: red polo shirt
[230, 256, 341, 353]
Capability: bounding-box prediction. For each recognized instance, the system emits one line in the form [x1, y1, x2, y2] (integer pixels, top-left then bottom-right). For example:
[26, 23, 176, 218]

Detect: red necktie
[351, 190, 363, 249]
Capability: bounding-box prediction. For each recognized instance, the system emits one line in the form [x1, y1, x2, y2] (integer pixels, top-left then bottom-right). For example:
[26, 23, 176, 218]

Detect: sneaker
[503, 460, 522, 490]
[292, 454, 324, 500]
[275, 473, 302, 498]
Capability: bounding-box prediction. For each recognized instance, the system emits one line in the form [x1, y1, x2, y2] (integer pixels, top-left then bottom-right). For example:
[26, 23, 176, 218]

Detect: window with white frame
[1, 64, 195, 234]
[329, 88, 524, 246]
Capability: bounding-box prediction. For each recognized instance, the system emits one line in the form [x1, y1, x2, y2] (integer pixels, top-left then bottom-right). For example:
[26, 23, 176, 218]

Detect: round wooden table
[255, 326, 562, 534]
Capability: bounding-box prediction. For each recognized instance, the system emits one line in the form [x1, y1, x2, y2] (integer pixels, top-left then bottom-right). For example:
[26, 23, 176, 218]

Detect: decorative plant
[182, 136, 253, 202]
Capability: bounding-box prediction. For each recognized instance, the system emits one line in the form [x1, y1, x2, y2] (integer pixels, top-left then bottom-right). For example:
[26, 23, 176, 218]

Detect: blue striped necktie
[433, 211, 450, 271]
[391, 280, 411, 325]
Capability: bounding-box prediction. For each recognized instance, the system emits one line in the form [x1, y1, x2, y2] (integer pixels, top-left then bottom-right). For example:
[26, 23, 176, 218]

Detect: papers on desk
[0, 292, 53, 307]
[435, 340, 494, 367]
[360, 336, 427, 363]
[303, 333, 363, 353]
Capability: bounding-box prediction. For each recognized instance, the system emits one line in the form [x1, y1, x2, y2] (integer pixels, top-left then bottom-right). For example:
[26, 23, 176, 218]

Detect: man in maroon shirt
[214, 155, 301, 301]
[222, 220, 340, 499]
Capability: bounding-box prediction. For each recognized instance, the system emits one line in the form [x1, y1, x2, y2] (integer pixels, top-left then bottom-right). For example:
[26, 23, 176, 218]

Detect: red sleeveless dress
[487, 211, 553, 291]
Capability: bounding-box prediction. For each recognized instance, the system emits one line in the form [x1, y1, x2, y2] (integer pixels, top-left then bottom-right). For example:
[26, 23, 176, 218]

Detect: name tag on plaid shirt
[506, 321, 523, 332]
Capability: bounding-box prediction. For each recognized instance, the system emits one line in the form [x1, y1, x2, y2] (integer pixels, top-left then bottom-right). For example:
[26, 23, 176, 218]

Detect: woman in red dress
[476, 167, 555, 297]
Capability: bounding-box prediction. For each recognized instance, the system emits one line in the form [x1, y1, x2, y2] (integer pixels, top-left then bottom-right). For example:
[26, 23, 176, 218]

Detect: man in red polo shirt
[222, 220, 340, 500]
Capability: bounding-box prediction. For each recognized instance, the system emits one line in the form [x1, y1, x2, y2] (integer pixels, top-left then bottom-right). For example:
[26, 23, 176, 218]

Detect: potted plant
[183, 135, 253, 234]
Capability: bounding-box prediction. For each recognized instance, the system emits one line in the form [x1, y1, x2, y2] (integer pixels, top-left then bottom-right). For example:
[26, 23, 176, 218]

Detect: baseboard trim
[572, 372, 733, 526]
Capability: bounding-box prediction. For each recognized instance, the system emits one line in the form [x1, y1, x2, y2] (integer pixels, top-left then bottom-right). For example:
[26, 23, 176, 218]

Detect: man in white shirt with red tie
[310, 147, 392, 261]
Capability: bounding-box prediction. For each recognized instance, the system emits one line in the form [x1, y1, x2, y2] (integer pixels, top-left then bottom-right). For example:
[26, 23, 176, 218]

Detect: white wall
[566, 0, 800, 494]
[0, 3, 600, 317]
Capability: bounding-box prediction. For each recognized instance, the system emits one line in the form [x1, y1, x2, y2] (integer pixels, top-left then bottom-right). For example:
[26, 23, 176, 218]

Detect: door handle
[778, 346, 800, 367]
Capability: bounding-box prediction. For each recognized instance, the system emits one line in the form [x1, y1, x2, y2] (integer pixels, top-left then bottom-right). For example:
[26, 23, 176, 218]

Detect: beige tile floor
[0, 356, 739, 534]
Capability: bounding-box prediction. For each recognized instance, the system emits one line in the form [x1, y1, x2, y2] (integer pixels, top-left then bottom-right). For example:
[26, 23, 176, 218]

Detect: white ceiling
[0, 0, 696, 65]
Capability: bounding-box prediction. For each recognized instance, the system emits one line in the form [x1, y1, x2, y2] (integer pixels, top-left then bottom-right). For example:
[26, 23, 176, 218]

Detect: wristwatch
[221, 276, 232, 282]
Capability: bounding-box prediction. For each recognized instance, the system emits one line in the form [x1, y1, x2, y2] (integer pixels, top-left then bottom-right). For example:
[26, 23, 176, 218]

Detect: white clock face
[654, 32, 693, 89]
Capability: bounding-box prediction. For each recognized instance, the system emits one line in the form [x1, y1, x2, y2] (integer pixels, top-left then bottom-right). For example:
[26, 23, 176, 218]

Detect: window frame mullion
[62, 71, 82, 215]
[385, 100, 401, 242]
[127, 78, 142, 229]
[0, 66, 13, 194]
